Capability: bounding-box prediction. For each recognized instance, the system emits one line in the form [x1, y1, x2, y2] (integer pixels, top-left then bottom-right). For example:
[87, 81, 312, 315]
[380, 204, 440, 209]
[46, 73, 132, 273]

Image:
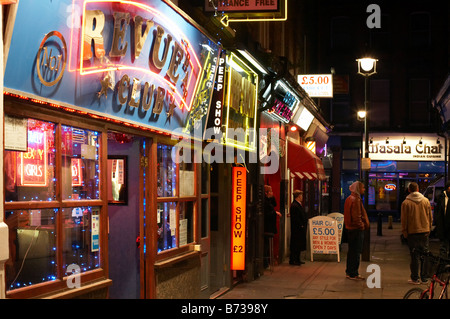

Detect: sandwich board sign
[327, 212, 344, 244]
[309, 216, 340, 262]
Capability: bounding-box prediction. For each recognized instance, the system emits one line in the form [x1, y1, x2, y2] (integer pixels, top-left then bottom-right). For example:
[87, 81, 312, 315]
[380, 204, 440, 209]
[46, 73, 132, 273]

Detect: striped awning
[288, 142, 326, 181]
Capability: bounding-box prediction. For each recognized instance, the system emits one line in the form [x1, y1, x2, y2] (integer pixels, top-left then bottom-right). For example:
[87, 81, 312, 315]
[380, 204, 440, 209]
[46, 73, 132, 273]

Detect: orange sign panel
[231, 166, 247, 270]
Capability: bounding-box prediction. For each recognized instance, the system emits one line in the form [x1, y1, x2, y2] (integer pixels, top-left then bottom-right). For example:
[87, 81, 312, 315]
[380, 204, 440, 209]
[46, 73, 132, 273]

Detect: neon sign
[384, 184, 396, 191]
[20, 130, 47, 187]
[231, 166, 246, 270]
[71, 0, 203, 114]
[71, 158, 83, 187]
[224, 53, 258, 151]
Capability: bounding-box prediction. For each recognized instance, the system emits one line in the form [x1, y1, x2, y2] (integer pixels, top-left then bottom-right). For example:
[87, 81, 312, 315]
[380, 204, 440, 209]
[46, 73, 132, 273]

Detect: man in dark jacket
[435, 181, 450, 258]
[289, 190, 307, 265]
[344, 181, 370, 280]
[264, 185, 281, 268]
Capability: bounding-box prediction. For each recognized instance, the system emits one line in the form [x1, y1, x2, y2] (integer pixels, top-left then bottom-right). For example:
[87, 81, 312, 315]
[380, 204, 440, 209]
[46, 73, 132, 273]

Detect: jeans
[407, 233, 429, 281]
[346, 229, 364, 277]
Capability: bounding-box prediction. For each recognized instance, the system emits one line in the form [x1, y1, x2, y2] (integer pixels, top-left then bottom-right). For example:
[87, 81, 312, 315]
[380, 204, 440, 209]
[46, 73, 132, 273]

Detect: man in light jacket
[401, 182, 432, 284]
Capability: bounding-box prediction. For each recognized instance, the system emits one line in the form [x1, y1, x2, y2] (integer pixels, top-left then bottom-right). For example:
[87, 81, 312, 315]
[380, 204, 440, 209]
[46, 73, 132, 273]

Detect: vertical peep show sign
[4, 0, 220, 135]
[231, 166, 246, 270]
[309, 216, 340, 262]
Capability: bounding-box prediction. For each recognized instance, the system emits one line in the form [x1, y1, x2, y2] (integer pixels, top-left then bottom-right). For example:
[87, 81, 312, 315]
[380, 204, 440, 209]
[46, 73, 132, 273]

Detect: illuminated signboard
[207, 0, 288, 27]
[231, 166, 246, 271]
[293, 105, 314, 131]
[384, 184, 396, 191]
[366, 133, 444, 161]
[4, 0, 220, 134]
[202, 49, 226, 139]
[217, 0, 278, 12]
[263, 80, 300, 124]
[224, 52, 258, 151]
[19, 125, 48, 187]
[298, 74, 333, 98]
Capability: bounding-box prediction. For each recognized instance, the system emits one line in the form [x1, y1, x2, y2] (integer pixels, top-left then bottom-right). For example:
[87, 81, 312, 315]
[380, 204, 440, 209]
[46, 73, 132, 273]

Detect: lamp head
[356, 57, 378, 76]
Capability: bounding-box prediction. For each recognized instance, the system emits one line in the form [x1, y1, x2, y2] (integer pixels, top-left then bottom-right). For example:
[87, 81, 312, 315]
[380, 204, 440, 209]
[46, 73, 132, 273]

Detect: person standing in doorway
[435, 181, 450, 258]
[289, 190, 307, 265]
[401, 182, 432, 284]
[344, 181, 370, 280]
[264, 185, 281, 268]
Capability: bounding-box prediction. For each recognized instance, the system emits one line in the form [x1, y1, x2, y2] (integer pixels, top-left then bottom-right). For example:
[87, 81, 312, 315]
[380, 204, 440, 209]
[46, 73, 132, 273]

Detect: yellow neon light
[220, 0, 288, 27]
[70, 0, 203, 111]
[224, 53, 258, 152]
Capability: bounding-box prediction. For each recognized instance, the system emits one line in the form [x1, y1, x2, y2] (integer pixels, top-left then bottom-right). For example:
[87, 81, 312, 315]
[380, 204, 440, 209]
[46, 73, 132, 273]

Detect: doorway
[107, 132, 146, 299]
[209, 163, 231, 297]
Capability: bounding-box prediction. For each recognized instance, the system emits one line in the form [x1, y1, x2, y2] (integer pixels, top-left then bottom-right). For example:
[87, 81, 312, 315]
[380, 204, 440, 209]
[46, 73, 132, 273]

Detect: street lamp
[356, 57, 377, 261]
[357, 110, 366, 121]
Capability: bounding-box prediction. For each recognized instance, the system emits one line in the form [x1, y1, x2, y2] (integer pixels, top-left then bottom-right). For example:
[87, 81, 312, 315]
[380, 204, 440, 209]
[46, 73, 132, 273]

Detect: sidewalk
[219, 222, 439, 299]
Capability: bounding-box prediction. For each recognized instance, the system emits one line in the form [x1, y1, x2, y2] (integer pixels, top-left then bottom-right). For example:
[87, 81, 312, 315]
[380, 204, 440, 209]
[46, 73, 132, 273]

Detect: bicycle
[403, 251, 450, 299]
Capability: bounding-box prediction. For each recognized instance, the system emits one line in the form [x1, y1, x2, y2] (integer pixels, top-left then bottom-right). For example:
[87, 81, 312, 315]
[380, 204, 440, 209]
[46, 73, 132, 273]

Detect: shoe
[299, 260, 305, 264]
[346, 275, 365, 280]
[408, 279, 421, 285]
[289, 261, 301, 265]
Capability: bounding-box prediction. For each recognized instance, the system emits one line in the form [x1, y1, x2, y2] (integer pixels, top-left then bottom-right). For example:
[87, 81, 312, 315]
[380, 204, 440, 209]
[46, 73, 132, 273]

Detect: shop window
[5, 119, 56, 202]
[157, 144, 176, 197]
[370, 178, 398, 211]
[4, 209, 57, 290]
[4, 116, 105, 297]
[62, 206, 101, 274]
[61, 126, 100, 200]
[409, 78, 430, 126]
[156, 143, 196, 254]
[157, 202, 177, 252]
[409, 12, 430, 47]
[369, 79, 390, 127]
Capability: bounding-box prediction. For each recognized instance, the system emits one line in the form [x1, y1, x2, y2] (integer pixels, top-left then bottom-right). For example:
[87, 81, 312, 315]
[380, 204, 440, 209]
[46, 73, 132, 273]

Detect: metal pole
[362, 75, 371, 261]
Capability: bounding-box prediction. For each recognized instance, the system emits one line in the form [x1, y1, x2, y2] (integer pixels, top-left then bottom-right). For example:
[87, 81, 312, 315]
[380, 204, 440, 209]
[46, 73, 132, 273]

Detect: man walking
[344, 181, 370, 280]
[289, 190, 307, 265]
[435, 181, 450, 258]
[401, 182, 432, 284]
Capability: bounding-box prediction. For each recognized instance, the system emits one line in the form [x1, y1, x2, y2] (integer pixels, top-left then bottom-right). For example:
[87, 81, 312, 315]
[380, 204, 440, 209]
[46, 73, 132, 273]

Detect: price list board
[309, 216, 340, 262]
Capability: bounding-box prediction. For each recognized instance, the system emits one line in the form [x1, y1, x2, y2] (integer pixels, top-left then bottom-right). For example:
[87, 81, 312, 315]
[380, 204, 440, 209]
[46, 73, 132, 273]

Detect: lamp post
[356, 57, 377, 261]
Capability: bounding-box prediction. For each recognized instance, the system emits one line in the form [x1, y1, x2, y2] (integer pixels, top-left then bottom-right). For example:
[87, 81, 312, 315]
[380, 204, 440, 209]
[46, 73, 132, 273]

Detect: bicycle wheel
[403, 287, 425, 299]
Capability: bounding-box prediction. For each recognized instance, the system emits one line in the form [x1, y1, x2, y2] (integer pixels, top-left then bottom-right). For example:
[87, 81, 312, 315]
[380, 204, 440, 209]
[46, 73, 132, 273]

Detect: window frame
[4, 107, 108, 299]
[154, 140, 199, 261]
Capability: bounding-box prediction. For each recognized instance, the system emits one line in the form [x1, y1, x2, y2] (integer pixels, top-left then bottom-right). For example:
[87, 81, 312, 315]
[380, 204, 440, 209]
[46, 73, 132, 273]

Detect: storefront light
[237, 49, 268, 75]
[227, 57, 245, 73]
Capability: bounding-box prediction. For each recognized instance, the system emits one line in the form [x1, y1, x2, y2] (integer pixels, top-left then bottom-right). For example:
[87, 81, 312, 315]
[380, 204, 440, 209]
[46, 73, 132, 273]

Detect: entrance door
[107, 133, 145, 298]
[209, 163, 231, 296]
[199, 161, 211, 298]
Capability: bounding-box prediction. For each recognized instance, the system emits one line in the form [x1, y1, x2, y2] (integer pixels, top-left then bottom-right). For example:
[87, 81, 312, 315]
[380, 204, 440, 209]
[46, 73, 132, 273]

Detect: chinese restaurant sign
[231, 166, 246, 270]
[4, 0, 219, 134]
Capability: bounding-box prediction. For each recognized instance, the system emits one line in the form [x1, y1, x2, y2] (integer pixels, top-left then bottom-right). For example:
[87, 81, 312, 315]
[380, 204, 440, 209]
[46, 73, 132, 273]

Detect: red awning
[287, 142, 326, 181]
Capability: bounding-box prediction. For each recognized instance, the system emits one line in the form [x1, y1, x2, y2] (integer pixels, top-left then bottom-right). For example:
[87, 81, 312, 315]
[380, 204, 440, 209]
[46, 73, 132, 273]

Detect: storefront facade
[336, 133, 446, 221]
[366, 133, 446, 220]
[2, 0, 222, 299]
